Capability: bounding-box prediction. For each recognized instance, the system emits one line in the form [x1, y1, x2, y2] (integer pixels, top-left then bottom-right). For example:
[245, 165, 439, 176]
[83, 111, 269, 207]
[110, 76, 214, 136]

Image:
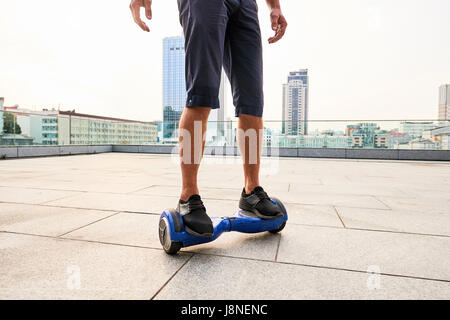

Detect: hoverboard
[158, 197, 288, 254]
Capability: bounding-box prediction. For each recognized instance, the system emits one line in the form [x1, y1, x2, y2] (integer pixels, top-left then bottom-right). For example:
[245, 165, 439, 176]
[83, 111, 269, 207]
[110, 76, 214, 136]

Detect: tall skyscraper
[0, 97, 4, 134]
[162, 36, 226, 141]
[163, 36, 186, 139]
[282, 70, 309, 135]
[438, 84, 450, 121]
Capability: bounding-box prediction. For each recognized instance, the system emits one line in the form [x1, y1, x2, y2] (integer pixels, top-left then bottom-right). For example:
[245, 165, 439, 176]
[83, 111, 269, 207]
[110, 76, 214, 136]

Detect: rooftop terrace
[0, 153, 449, 299]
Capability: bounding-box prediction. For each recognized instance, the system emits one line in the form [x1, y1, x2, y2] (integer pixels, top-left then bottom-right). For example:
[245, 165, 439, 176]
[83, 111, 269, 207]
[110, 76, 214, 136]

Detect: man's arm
[265, 0, 287, 43]
[130, 0, 152, 32]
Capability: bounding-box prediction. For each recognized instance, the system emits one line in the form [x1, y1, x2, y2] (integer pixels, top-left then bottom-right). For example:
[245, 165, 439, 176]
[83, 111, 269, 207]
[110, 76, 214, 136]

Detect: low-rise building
[411, 139, 440, 150]
[374, 135, 388, 148]
[276, 134, 299, 148]
[2, 107, 158, 146]
[398, 138, 440, 150]
[348, 123, 389, 148]
[400, 121, 436, 138]
[263, 128, 273, 147]
[388, 130, 412, 148]
[351, 134, 364, 148]
[430, 125, 450, 150]
[58, 111, 158, 145]
[3, 106, 59, 145]
[300, 135, 351, 148]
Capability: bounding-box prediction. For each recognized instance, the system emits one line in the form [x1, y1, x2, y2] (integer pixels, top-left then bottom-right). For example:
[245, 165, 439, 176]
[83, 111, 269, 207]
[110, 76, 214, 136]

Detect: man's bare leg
[237, 114, 282, 218]
[177, 106, 214, 237]
[179, 106, 211, 201]
[237, 114, 263, 194]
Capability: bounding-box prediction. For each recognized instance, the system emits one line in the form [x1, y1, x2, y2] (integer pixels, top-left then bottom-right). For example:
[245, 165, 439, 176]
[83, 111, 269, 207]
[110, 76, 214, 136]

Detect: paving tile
[0, 170, 54, 180]
[399, 186, 450, 201]
[155, 255, 450, 300]
[285, 204, 343, 227]
[46, 193, 176, 214]
[281, 192, 388, 210]
[200, 187, 243, 201]
[0, 179, 151, 194]
[289, 183, 407, 198]
[0, 233, 191, 299]
[376, 196, 450, 214]
[277, 224, 450, 281]
[203, 199, 239, 215]
[260, 175, 322, 188]
[336, 206, 450, 236]
[0, 203, 115, 237]
[62, 212, 161, 249]
[0, 186, 80, 205]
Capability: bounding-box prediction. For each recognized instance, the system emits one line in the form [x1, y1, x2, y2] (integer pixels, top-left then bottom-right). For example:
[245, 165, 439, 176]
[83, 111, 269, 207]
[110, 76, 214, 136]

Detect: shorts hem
[186, 94, 220, 109]
[235, 105, 263, 118]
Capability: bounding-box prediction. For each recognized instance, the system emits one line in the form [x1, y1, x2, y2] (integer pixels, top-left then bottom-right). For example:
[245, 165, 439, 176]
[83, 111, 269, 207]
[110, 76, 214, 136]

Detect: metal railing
[1, 110, 449, 151]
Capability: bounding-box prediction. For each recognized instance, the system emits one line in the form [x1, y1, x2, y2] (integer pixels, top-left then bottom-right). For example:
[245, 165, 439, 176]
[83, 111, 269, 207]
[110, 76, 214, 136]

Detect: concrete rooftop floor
[0, 153, 450, 299]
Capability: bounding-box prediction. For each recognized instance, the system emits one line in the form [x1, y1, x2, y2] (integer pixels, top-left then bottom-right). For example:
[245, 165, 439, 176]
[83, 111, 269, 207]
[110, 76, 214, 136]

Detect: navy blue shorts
[177, 0, 264, 117]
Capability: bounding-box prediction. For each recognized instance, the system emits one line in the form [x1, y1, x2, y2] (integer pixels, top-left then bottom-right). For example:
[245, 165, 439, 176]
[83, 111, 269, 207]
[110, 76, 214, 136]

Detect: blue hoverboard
[158, 197, 288, 254]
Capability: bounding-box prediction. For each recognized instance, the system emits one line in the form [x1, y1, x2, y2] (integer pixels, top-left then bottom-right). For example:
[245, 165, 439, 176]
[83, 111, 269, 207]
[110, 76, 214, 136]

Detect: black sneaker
[239, 186, 283, 219]
[177, 194, 213, 237]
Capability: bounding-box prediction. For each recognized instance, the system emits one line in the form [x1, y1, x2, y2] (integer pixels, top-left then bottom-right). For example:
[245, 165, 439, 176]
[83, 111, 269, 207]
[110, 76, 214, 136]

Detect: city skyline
[2, 101, 449, 150]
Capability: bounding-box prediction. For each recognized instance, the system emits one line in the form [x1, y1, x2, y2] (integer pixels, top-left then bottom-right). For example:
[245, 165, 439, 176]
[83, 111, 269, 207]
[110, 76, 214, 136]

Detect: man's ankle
[244, 185, 260, 195]
[180, 190, 200, 202]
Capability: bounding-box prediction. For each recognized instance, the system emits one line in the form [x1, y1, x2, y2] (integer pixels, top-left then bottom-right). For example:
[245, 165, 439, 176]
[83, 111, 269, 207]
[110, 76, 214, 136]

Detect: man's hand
[265, 0, 287, 44]
[268, 8, 287, 43]
[130, 0, 152, 32]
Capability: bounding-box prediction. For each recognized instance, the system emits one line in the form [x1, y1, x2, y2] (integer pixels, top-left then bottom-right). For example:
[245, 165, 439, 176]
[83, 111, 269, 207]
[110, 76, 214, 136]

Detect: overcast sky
[1, 0, 449, 122]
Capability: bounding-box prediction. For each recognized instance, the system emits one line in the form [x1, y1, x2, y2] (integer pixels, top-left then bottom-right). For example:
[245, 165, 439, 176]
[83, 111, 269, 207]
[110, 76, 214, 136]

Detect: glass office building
[162, 36, 186, 140]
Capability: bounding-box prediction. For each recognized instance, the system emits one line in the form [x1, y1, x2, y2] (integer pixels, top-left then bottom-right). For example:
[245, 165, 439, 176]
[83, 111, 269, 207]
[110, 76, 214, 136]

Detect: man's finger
[268, 25, 281, 43]
[144, 0, 152, 20]
[139, 20, 150, 32]
[130, 3, 149, 32]
[134, 14, 149, 32]
[277, 19, 287, 39]
[268, 18, 287, 44]
[270, 12, 279, 31]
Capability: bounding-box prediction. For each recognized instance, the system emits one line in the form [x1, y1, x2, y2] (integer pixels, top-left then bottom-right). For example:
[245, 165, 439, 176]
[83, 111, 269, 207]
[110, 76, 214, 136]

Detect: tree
[2, 112, 22, 134]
